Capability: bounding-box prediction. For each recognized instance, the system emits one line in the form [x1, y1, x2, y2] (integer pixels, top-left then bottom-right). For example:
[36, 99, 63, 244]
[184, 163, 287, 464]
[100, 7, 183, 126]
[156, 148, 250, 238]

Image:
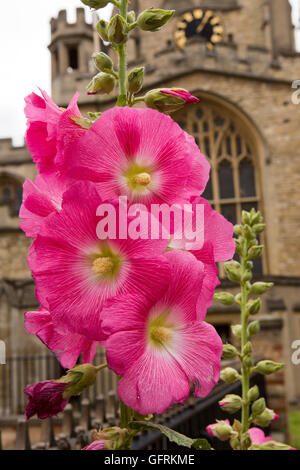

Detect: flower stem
[117, 0, 128, 106]
[240, 245, 250, 438]
[120, 399, 132, 428]
[95, 363, 107, 372]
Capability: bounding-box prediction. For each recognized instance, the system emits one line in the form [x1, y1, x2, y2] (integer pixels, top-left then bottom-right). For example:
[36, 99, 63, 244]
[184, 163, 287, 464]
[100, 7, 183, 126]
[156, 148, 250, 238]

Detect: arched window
[174, 97, 264, 275]
[0, 173, 23, 217]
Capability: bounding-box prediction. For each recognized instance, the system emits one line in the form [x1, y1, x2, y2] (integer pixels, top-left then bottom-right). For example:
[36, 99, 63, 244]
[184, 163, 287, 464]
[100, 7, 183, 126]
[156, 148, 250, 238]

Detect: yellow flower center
[132, 172, 151, 187]
[148, 311, 174, 348]
[150, 326, 173, 346]
[92, 256, 115, 276]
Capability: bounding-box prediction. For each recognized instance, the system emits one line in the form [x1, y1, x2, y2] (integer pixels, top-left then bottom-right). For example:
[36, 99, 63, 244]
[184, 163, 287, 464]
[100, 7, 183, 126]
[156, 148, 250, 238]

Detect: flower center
[150, 325, 173, 346]
[132, 172, 151, 187]
[92, 256, 115, 276]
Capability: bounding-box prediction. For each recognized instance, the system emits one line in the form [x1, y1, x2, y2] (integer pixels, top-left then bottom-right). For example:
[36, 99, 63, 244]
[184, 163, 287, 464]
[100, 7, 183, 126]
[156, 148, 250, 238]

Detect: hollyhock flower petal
[248, 427, 273, 445]
[184, 133, 210, 197]
[82, 441, 107, 450]
[25, 89, 85, 173]
[19, 173, 70, 238]
[66, 107, 202, 206]
[24, 380, 69, 420]
[28, 181, 170, 340]
[103, 250, 222, 414]
[25, 308, 99, 369]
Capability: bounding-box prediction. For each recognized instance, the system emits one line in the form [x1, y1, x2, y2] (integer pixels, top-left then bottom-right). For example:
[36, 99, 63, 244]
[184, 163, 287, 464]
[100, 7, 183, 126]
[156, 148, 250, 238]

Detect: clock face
[174, 9, 224, 51]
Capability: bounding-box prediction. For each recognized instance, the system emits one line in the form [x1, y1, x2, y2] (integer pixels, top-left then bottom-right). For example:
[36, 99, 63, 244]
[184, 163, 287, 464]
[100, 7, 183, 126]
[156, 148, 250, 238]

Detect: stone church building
[1, 0, 300, 431]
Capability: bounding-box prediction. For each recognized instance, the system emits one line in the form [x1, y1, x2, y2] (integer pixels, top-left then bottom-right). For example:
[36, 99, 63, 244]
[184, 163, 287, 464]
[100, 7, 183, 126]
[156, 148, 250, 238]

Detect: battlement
[50, 8, 93, 38]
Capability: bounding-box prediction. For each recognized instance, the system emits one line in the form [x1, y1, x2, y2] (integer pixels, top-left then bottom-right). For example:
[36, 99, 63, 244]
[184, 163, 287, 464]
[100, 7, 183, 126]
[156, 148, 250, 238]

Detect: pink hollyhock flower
[101, 250, 223, 415]
[65, 107, 209, 205]
[160, 88, 199, 105]
[248, 427, 275, 447]
[28, 181, 170, 340]
[25, 307, 99, 369]
[19, 173, 70, 238]
[25, 89, 85, 174]
[24, 380, 69, 420]
[82, 441, 107, 450]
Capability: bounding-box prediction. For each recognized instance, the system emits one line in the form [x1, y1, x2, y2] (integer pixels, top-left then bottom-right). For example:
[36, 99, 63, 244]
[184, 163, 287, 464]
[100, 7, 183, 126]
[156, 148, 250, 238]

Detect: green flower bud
[86, 72, 115, 95]
[252, 397, 266, 417]
[259, 440, 294, 450]
[242, 270, 252, 282]
[247, 245, 264, 260]
[242, 210, 251, 225]
[233, 224, 243, 236]
[252, 223, 266, 234]
[59, 364, 98, 398]
[108, 15, 128, 45]
[214, 292, 235, 306]
[243, 342, 252, 355]
[243, 354, 254, 368]
[222, 344, 239, 359]
[253, 408, 278, 427]
[247, 385, 259, 402]
[93, 52, 113, 72]
[250, 282, 273, 295]
[126, 67, 144, 94]
[219, 394, 242, 414]
[144, 88, 185, 114]
[254, 360, 284, 375]
[235, 293, 242, 304]
[224, 261, 242, 283]
[137, 9, 174, 32]
[231, 324, 242, 338]
[249, 209, 262, 225]
[247, 320, 260, 337]
[96, 19, 109, 42]
[127, 10, 136, 24]
[244, 224, 255, 240]
[235, 238, 243, 256]
[220, 367, 240, 384]
[246, 298, 262, 316]
[81, 0, 111, 9]
[230, 436, 241, 450]
[240, 432, 252, 450]
[208, 421, 235, 441]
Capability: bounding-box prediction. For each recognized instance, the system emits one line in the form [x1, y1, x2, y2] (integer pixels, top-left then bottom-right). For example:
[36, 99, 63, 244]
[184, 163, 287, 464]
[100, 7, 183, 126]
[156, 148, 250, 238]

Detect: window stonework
[174, 98, 263, 275]
[0, 174, 23, 218]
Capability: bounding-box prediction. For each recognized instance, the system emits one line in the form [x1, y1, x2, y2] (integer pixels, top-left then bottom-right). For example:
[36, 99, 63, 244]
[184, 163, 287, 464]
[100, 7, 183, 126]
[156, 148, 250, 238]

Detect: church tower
[48, 8, 95, 105]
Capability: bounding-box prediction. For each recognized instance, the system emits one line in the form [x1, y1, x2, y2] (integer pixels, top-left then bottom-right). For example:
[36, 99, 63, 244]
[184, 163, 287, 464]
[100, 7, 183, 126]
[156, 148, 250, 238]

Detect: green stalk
[120, 399, 132, 428]
[240, 243, 250, 438]
[117, 0, 128, 106]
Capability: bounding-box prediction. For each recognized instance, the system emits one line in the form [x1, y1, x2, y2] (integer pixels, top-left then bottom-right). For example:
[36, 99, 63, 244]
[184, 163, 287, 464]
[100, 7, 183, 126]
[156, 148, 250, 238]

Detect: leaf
[70, 115, 93, 129]
[129, 421, 211, 450]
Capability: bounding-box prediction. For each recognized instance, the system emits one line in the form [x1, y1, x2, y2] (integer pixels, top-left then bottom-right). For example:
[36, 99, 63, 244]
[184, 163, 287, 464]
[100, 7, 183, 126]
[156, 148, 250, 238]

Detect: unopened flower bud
[127, 10, 136, 24]
[247, 245, 264, 260]
[244, 224, 255, 240]
[246, 298, 262, 316]
[93, 52, 113, 72]
[234, 224, 243, 236]
[224, 261, 242, 283]
[243, 354, 254, 368]
[59, 364, 98, 398]
[249, 209, 262, 225]
[137, 9, 174, 32]
[253, 408, 278, 427]
[206, 420, 235, 441]
[254, 360, 284, 375]
[86, 72, 115, 95]
[252, 223, 266, 234]
[250, 282, 273, 295]
[230, 436, 241, 450]
[214, 292, 235, 306]
[126, 67, 144, 94]
[220, 367, 240, 384]
[247, 320, 260, 337]
[96, 19, 109, 42]
[240, 432, 252, 450]
[144, 88, 198, 114]
[81, 0, 111, 9]
[242, 210, 251, 225]
[243, 342, 252, 355]
[108, 15, 128, 45]
[248, 385, 259, 402]
[242, 270, 252, 282]
[222, 344, 239, 359]
[252, 397, 266, 417]
[231, 324, 242, 338]
[260, 441, 296, 450]
[219, 394, 242, 414]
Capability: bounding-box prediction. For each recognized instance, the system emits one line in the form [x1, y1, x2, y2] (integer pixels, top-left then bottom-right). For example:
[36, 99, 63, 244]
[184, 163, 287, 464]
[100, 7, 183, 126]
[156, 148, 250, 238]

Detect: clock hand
[196, 22, 206, 34]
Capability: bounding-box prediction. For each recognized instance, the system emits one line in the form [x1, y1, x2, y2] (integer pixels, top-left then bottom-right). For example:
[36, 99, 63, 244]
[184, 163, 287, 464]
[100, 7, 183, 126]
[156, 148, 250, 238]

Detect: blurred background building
[1, 0, 300, 443]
